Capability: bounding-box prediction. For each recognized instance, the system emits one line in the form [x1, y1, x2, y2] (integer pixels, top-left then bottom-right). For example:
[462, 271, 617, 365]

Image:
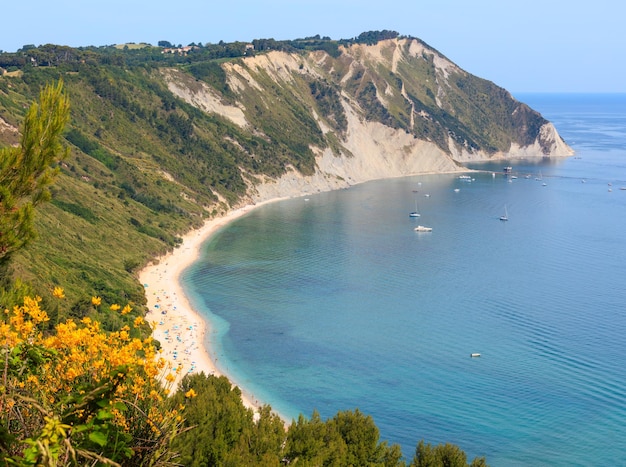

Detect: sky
[3, 0, 626, 93]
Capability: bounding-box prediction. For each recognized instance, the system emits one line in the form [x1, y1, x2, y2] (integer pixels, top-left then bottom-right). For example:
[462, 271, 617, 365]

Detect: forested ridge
[0, 30, 563, 464]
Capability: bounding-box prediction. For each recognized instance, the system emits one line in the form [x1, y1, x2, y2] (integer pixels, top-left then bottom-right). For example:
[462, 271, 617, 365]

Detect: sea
[183, 93, 626, 466]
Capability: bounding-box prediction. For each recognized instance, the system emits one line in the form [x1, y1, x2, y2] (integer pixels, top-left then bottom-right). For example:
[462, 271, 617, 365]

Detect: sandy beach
[139, 200, 282, 414]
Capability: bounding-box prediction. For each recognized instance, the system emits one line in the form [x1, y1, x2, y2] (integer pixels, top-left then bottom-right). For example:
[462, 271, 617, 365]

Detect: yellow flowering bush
[0, 295, 183, 466]
[52, 287, 65, 299]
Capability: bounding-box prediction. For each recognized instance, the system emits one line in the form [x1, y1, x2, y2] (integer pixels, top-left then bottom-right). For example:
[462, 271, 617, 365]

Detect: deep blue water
[184, 94, 626, 466]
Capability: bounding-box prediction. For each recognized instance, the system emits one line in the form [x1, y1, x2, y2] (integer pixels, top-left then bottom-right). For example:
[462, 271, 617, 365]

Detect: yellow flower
[184, 388, 197, 399]
[52, 287, 65, 299]
[23, 296, 49, 324]
[110, 304, 121, 312]
[121, 304, 132, 315]
[26, 375, 39, 385]
[133, 316, 145, 328]
[2, 294, 185, 450]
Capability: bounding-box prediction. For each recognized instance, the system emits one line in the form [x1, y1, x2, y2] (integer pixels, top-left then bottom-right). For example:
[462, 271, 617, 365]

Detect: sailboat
[409, 197, 421, 217]
[500, 205, 509, 221]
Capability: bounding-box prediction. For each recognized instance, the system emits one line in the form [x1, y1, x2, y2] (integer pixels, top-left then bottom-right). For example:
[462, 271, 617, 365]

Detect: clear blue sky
[4, 0, 625, 93]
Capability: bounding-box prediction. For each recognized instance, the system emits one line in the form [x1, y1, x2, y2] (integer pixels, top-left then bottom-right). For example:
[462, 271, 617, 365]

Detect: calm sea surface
[183, 93, 626, 466]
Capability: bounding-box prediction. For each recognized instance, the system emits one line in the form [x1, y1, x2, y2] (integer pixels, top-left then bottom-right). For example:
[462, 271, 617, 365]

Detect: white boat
[414, 225, 432, 232]
[470, 353, 481, 358]
[409, 198, 421, 217]
[500, 205, 508, 221]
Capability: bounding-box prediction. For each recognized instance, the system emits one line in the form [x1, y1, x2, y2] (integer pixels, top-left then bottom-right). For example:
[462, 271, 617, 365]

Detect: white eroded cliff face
[247, 100, 462, 203]
[0, 116, 19, 144]
[160, 69, 249, 129]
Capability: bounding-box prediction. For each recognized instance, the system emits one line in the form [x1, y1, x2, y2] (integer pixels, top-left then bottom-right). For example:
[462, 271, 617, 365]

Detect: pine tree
[0, 80, 69, 272]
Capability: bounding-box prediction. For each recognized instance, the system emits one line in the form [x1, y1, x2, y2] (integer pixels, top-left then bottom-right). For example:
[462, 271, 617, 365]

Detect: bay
[183, 93, 626, 465]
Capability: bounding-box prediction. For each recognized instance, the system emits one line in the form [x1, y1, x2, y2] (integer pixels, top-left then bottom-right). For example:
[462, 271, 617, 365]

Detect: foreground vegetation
[0, 295, 487, 465]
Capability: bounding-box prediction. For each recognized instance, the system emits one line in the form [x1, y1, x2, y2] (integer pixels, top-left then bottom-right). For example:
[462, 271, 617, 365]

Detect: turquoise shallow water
[183, 94, 626, 466]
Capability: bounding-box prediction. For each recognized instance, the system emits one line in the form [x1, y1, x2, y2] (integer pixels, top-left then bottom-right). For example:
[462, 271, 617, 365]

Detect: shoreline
[136, 167, 500, 420]
[139, 198, 287, 418]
